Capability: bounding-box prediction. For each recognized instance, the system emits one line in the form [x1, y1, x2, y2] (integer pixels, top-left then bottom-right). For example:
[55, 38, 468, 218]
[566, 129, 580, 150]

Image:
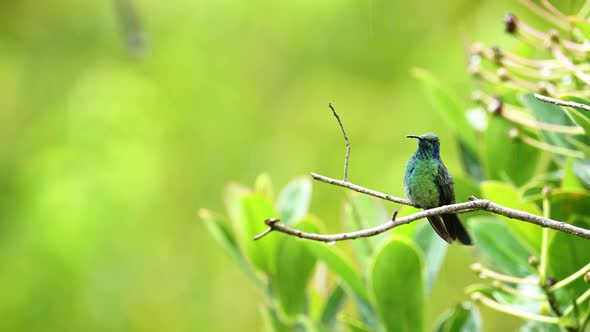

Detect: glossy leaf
[549, 190, 590, 221]
[370, 237, 424, 332]
[468, 216, 536, 277]
[224, 182, 251, 230]
[454, 174, 481, 204]
[433, 302, 481, 332]
[319, 284, 347, 328]
[519, 321, 561, 332]
[484, 115, 540, 186]
[277, 177, 312, 225]
[573, 159, 590, 188]
[560, 96, 590, 143]
[340, 316, 372, 332]
[260, 305, 292, 332]
[522, 93, 577, 155]
[412, 68, 477, 153]
[199, 209, 258, 282]
[343, 195, 388, 268]
[480, 181, 542, 252]
[414, 221, 447, 296]
[304, 241, 369, 302]
[274, 218, 319, 317]
[573, 18, 590, 40]
[458, 139, 484, 182]
[562, 158, 584, 190]
[548, 217, 590, 299]
[236, 193, 279, 273]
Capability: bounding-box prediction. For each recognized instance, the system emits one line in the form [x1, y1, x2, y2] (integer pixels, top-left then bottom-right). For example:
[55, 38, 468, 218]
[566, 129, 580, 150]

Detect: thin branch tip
[534, 94, 590, 112]
[327, 102, 351, 182]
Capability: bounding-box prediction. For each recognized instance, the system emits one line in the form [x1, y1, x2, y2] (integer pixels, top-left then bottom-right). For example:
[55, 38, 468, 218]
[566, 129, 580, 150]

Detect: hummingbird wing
[436, 162, 473, 245]
[435, 162, 456, 205]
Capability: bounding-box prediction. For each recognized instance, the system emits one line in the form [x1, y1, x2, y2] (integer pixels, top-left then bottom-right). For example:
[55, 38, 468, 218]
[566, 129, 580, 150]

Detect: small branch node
[253, 218, 281, 240]
[391, 209, 399, 221]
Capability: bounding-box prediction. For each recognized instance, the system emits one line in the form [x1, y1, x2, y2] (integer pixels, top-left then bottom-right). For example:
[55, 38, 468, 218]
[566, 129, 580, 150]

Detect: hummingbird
[404, 133, 472, 245]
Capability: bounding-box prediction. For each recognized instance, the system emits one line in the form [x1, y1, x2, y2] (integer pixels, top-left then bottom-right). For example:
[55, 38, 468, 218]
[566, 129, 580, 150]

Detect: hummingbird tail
[442, 213, 473, 246]
[426, 215, 454, 244]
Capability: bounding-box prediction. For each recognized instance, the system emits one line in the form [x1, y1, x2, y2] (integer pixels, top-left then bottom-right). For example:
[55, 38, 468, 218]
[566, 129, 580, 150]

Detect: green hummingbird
[404, 133, 472, 245]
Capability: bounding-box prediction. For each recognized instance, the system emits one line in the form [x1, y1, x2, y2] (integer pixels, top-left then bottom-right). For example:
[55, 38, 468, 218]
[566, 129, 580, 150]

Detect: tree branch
[534, 93, 590, 112]
[253, 101, 590, 243]
[253, 175, 590, 242]
[328, 103, 351, 182]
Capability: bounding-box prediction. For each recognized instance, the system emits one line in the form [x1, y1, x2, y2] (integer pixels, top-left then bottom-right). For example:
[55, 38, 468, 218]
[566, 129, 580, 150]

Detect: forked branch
[254, 101, 590, 243]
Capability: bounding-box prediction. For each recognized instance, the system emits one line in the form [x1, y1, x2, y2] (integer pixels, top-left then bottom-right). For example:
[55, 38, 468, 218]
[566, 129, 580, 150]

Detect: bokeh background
[0, 0, 545, 331]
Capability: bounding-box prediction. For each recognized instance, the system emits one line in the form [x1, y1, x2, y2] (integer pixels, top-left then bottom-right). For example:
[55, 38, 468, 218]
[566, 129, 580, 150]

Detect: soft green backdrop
[0, 0, 535, 331]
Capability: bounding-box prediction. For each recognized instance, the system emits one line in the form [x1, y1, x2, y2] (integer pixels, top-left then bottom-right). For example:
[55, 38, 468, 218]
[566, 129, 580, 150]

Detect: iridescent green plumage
[404, 133, 472, 245]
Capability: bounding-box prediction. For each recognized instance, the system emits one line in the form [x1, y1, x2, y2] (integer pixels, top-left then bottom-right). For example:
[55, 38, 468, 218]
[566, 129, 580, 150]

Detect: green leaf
[480, 181, 542, 252]
[549, 190, 590, 221]
[548, 217, 590, 299]
[414, 221, 447, 296]
[260, 305, 292, 332]
[304, 241, 369, 302]
[235, 193, 279, 274]
[562, 158, 584, 190]
[369, 237, 424, 332]
[319, 284, 347, 328]
[560, 96, 590, 144]
[454, 174, 481, 203]
[468, 216, 536, 277]
[412, 68, 477, 153]
[199, 209, 258, 283]
[458, 139, 484, 182]
[573, 159, 590, 189]
[277, 177, 312, 225]
[484, 115, 540, 186]
[224, 182, 251, 229]
[254, 173, 274, 198]
[340, 315, 372, 332]
[519, 321, 562, 332]
[572, 18, 590, 41]
[274, 217, 319, 317]
[343, 195, 388, 269]
[522, 93, 577, 159]
[433, 302, 481, 332]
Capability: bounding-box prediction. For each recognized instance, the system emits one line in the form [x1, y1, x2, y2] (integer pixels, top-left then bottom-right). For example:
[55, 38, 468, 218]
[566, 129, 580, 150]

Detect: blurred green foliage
[0, 0, 549, 331]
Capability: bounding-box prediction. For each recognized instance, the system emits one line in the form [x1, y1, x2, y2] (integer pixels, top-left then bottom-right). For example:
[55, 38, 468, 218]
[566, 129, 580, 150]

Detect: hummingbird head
[407, 133, 440, 158]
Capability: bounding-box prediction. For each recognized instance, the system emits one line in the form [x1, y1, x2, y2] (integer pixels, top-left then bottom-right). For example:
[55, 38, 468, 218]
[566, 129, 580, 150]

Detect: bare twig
[534, 93, 590, 112]
[253, 175, 590, 241]
[328, 103, 350, 182]
[311, 173, 411, 205]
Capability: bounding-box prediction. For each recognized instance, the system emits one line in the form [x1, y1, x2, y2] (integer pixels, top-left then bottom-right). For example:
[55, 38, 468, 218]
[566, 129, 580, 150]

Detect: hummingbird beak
[406, 135, 422, 140]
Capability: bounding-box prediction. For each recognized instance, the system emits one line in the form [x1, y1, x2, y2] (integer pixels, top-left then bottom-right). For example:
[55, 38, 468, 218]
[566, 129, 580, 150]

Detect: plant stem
[551, 262, 590, 291]
[539, 197, 550, 286]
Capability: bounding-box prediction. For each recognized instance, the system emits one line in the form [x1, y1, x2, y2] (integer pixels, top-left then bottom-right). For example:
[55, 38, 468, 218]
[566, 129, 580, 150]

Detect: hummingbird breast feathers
[404, 159, 441, 208]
